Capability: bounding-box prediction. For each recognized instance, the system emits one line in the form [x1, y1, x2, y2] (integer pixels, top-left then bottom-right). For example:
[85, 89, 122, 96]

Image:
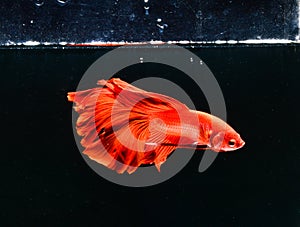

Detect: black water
[1, 46, 299, 226]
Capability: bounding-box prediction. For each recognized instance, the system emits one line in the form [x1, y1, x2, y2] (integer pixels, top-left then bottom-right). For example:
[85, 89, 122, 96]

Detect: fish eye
[228, 139, 236, 147]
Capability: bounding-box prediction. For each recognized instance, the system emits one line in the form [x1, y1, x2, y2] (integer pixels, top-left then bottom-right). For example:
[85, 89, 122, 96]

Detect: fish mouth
[239, 140, 246, 148]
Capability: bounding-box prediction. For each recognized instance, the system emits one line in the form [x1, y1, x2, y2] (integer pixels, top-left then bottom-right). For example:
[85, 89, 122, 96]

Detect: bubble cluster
[156, 18, 168, 33]
[144, 0, 150, 15]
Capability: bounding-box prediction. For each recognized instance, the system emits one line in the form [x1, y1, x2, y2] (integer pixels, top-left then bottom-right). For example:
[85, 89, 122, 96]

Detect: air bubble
[173, 0, 180, 8]
[156, 18, 168, 33]
[139, 57, 144, 63]
[144, 6, 150, 15]
[190, 57, 194, 63]
[103, 31, 109, 38]
[129, 13, 136, 21]
[199, 60, 203, 65]
[35, 0, 44, 7]
[56, 0, 70, 6]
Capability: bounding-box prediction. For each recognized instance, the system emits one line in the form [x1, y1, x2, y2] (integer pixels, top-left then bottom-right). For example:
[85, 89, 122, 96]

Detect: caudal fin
[68, 78, 190, 174]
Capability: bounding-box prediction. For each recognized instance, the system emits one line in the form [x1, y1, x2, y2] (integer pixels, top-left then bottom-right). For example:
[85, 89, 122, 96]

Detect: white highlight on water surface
[227, 40, 238, 44]
[215, 40, 227, 44]
[239, 39, 293, 44]
[3, 39, 300, 47]
[23, 41, 40, 46]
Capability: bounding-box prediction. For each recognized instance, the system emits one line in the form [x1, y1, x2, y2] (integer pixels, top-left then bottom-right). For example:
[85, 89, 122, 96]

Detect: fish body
[68, 78, 245, 174]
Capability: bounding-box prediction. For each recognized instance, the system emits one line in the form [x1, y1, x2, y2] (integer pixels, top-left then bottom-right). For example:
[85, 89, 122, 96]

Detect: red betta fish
[68, 78, 245, 174]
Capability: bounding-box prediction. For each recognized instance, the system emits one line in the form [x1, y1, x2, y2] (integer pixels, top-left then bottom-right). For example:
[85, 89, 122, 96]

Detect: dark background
[0, 46, 299, 226]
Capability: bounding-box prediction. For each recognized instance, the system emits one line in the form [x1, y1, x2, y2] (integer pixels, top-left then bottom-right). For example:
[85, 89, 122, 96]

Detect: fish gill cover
[0, 0, 299, 46]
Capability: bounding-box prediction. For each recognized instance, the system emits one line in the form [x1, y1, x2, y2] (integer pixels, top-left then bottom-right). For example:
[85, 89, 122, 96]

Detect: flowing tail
[68, 78, 193, 174]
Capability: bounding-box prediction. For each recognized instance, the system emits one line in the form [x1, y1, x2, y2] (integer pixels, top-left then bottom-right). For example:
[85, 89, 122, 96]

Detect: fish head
[210, 127, 245, 152]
